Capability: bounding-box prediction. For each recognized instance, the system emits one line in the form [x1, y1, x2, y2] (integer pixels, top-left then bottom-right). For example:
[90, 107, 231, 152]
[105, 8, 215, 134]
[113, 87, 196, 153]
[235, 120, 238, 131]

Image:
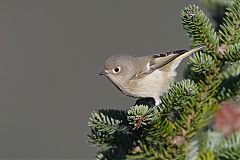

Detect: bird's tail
[175, 45, 206, 60]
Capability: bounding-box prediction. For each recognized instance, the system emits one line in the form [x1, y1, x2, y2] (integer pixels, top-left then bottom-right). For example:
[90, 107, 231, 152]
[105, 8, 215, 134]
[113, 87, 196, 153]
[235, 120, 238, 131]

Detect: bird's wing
[149, 49, 187, 71]
[131, 45, 205, 80]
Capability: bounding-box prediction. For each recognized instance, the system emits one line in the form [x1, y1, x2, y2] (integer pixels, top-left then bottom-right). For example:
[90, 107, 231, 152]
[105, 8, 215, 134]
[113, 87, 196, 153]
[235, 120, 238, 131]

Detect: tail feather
[175, 45, 206, 60]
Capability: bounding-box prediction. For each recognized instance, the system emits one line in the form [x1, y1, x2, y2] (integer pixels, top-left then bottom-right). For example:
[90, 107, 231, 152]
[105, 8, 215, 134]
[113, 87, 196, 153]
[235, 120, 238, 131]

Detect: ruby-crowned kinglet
[99, 45, 205, 105]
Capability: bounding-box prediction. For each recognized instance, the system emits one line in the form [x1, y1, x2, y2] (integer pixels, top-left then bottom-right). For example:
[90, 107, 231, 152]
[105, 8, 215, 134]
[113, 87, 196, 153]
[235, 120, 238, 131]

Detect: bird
[99, 45, 205, 105]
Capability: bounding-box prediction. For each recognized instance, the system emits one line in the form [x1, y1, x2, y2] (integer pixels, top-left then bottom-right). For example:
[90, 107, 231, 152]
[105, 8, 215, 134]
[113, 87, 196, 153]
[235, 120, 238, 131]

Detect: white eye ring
[112, 67, 121, 74]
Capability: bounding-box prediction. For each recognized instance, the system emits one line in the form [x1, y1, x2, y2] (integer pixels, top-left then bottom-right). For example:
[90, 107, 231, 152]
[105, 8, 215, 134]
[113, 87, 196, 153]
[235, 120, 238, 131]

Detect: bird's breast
[127, 70, 174, 98]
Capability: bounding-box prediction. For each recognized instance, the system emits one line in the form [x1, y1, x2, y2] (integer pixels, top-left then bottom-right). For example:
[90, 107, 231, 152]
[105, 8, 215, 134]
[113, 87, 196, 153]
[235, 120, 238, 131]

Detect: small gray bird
[99, 46, 205, 105]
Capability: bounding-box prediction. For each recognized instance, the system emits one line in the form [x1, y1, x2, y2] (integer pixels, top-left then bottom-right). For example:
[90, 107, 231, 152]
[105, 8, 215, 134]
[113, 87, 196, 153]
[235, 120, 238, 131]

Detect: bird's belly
[128, 70, 174, 98]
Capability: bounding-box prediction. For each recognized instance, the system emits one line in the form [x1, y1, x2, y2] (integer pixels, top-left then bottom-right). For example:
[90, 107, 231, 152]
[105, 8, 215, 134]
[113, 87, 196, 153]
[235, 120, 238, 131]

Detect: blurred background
[0, 0, 209, 159]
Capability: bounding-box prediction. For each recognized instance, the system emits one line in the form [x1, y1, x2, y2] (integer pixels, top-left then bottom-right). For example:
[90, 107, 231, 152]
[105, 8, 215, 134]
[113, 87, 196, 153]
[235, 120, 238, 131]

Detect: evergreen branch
[146, 116, 175, 143]
[181, 5, 219, 52]
[196, 150, 215, 160]
[216, 61, 240, 101]
[216, 76, 240, 102]
[219, 0, 240, 45]
[88, 110, 125, 134]
[186, 52, 216, 83]
[159, 80, 198, 112]
[197, 131, 223, 151]
[222, 61, 240, 78]
[128, 141, 187, 160]
[195, 130, 240, 160]
[199, 0, 234, 30]
[223, 43, 240, 62]
[128, 142, 167, 160]
[188, 52, 215, 75]
[128, 80, 199, 159]
[89, 2, 240, 159]
[193, 99, 219, 130]
[96, 148, 127, 160]
[154, 80, 198, 137]
[127, 105, 158, 130]
[215, 130, 240, 160]
[88, 109, 133, 150]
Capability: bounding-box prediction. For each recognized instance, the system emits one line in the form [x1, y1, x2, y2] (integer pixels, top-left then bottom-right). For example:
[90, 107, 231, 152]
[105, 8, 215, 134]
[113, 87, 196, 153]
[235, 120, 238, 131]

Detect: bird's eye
[112, 67, 121, 73]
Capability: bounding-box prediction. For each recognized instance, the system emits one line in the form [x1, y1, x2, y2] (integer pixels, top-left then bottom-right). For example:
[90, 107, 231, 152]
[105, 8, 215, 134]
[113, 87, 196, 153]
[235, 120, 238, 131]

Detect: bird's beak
[98, 70, 108, 76]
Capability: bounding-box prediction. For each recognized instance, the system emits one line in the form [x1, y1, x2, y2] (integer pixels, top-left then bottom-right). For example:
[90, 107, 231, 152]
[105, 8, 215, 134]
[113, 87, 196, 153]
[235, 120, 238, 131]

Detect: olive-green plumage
[99, 45, 205, 105]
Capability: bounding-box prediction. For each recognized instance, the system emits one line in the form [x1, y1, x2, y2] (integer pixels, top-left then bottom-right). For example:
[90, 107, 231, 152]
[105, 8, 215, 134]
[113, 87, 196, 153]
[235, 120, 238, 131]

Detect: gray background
[0, 0, 205, 159]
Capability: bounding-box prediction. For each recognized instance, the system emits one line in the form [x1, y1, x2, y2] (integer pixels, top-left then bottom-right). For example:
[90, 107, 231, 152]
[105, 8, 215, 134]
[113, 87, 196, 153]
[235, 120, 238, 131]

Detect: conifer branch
[195, 130, 240, 160]
[219, 0, 240, 45]
[224, 43, 240, 62]
[89, 1, 240, 159]
[215, 61, 240, 101]
[181, 5, 219, 52]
